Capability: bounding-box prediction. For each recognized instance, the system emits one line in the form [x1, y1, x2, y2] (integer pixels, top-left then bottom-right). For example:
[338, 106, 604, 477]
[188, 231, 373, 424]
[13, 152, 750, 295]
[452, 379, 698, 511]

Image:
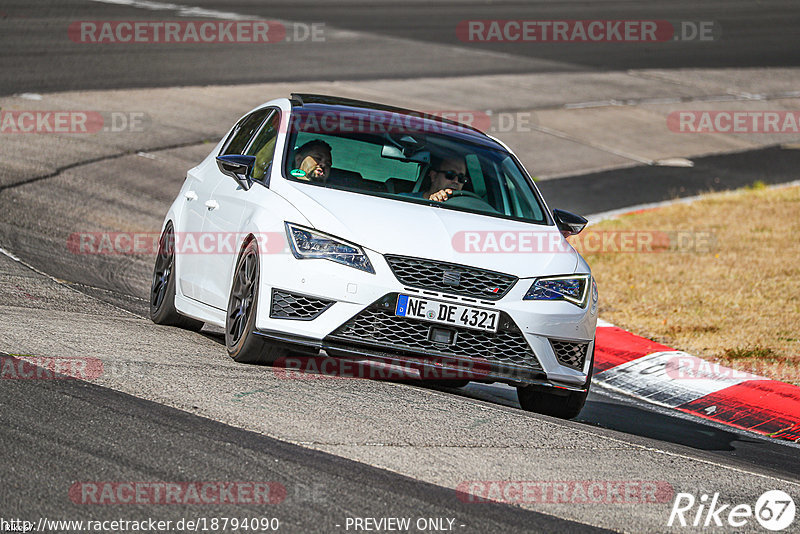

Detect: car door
[176, 165, 222, 301]
[200, 108, 281, 310]
[179, 107, 272, 304]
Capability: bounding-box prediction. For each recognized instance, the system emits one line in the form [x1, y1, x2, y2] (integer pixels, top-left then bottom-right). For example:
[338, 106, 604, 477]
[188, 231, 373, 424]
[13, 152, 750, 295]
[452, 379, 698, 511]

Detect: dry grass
[579, 184, 800, 385]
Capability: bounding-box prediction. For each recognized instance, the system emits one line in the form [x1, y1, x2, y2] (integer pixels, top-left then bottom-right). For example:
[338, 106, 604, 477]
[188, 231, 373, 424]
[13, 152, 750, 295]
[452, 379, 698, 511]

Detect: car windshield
[283, 107, 549, 225]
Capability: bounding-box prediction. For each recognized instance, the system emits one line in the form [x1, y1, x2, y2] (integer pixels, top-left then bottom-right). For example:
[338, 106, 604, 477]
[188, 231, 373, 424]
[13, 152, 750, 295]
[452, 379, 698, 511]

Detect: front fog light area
[524, 274, 591, 307]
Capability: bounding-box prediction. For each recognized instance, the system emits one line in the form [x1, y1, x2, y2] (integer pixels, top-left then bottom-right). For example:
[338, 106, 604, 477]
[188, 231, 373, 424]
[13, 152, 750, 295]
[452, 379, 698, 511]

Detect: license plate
[395, 294, 499, 333]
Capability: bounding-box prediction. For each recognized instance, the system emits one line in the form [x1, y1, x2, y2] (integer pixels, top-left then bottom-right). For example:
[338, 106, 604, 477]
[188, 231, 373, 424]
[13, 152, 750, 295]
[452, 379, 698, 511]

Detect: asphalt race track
[1, 1, 800, 533]
[1, 362, 603, 534]
[3, 0, 800, 94]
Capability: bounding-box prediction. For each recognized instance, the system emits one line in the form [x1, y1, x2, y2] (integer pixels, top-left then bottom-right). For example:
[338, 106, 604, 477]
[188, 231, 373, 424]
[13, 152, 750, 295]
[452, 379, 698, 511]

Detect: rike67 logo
[668, 490, 795, 531]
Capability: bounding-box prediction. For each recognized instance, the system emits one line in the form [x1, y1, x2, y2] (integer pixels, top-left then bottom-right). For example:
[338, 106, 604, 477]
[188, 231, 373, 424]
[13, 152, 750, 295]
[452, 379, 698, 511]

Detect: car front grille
[384, 255, 517, 301]
[327, 294, 542, 371]
[550, 339, 589, 370]
[270, 289, 333, 320]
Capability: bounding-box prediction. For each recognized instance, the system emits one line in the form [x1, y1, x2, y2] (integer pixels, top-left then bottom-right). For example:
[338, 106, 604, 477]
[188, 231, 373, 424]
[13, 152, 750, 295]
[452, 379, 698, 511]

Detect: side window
[220, 108, 271, 156]
[245, 110, 280, 182]
[499, 158, 544, 221]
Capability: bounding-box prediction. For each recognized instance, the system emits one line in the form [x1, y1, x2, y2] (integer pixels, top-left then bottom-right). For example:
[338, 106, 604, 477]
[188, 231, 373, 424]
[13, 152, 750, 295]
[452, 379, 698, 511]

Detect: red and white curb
[592, 319, 800, 442]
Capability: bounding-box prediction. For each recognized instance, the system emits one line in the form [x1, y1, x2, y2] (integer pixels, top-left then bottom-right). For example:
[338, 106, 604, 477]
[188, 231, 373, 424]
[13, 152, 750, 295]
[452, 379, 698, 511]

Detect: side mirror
[553, 209, 587, 237]
[216, 155, 256, 191]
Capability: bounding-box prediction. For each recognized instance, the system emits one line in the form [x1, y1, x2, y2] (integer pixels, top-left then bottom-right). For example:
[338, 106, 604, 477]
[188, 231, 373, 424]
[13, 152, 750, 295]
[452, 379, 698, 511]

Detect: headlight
[285, 222, 375, 274]
[523, 274, 591, 307]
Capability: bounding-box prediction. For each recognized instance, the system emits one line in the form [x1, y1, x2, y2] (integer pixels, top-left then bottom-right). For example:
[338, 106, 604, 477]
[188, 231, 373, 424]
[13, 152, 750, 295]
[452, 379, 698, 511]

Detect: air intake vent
[550, 339, 589, 370]
[270, 289, 333, 320]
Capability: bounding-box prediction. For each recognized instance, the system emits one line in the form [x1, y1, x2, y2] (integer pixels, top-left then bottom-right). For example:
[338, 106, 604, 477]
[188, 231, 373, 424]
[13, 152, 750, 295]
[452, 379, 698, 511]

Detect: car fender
[159, 174, 200, 294]
[224, 185, 311, 320]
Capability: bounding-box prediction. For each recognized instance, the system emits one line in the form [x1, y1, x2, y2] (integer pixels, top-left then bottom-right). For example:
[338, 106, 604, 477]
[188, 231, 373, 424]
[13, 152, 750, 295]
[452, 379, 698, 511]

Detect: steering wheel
[447, 190, 483, 200]
[443, 190, 498, 212]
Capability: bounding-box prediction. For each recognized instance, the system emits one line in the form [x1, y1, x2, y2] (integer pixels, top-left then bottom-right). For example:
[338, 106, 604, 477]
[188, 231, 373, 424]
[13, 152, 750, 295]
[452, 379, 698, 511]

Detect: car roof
[289, 93, 505, 150]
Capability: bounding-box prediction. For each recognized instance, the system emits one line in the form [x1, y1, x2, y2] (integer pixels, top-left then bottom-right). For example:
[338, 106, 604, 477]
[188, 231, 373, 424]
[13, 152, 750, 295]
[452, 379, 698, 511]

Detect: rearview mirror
[381, 143, 430, 164]
[553, 209, 587, 236]
[216, 155, 256, 191]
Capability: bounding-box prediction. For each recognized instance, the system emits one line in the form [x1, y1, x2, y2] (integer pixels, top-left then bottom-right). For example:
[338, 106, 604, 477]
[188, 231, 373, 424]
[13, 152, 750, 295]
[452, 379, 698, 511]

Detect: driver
[422, 155, 469, 202]
[293, 139, 332, 182]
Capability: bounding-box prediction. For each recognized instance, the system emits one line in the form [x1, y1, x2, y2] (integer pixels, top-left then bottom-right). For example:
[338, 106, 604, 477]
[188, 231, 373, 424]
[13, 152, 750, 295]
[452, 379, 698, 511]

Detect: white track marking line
[529, 123, 655, 165]
[586, 178, 800, 223]
[0, 245, 141, 318]
[415, 384, 800, 486]
[89, 0, 253, 21]
[88, 0, 576, 63]
[596, 351, 763, 408]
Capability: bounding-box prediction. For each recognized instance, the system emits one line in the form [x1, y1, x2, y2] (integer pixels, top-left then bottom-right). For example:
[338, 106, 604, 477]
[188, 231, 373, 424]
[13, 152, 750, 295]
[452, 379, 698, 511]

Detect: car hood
[278, 184, 580, 278]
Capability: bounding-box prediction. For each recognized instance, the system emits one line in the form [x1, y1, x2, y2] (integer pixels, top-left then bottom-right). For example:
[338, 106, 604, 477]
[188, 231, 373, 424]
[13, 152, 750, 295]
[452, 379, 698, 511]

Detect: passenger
[411, 155, 470, 202]
[293, 140, 332, 182]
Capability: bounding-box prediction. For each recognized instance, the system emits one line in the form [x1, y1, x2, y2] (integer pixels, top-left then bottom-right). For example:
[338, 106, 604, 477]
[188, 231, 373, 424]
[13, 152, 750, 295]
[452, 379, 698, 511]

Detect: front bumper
[255, 290, 594, 390]
[253, 327, 590, 391]
[255, 249, 597, 388]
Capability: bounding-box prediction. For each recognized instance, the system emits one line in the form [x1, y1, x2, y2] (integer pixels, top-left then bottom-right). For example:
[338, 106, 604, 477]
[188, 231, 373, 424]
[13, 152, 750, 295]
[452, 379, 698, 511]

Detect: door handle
[184, 190, 198, 201]
[205, 199, 219, 211]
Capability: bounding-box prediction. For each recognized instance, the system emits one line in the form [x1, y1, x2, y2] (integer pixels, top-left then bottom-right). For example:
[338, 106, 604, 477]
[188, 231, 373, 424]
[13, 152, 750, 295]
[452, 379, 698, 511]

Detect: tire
[516, 344, 594, 419]
[149, 222, 204, 331]
[516, 385, 589, 419]
[225, 239, 287, 364]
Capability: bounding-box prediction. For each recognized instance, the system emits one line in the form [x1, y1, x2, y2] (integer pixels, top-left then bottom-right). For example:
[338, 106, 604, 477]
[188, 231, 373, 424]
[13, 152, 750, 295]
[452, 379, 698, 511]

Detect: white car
[150, 94, 598, 419]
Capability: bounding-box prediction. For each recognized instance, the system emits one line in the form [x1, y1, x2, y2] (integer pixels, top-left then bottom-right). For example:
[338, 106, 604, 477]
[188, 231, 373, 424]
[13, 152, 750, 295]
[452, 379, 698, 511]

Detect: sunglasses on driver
[434, 169, 470, 184]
